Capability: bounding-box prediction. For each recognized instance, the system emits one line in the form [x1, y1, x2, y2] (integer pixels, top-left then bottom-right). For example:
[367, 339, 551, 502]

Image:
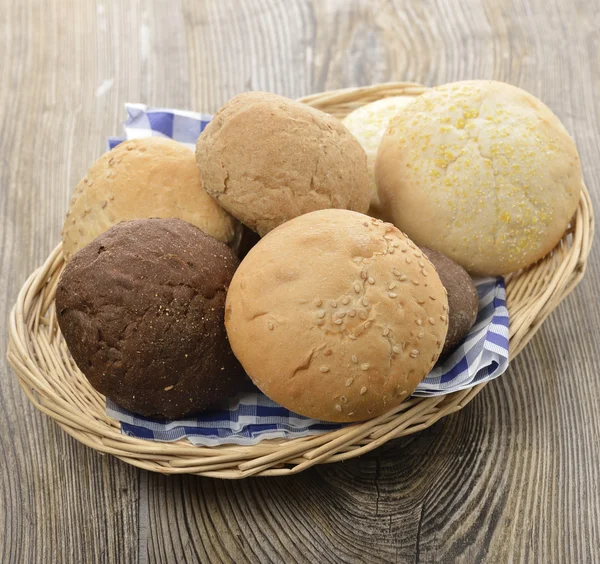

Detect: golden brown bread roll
[225, 209, 449, 422]
[62, 137, 240, 260]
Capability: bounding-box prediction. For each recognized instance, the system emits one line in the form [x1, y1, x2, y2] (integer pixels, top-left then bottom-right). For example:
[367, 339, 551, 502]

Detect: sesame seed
[315, 299, 322, 307]
[342, 297, 350, 305]
[422, 269, 428, 276]
[349, 334, 357, 340]
[429, 295, 437, 301]
[334, 319, 343, 325]
[429, 318, 435, 325]
[400, 275, 408, 281]
[410, 349, 419, 358]
[360, 271, 367, 279]
[346, 377, 354, 386]
[361, 363, 370, 370]
[352, 355, 358, 363]
[389, 292, 397, 299]
[383, 328, 390, 336]
[348, 309, 356, 317]
[393, 269, 401, 276]
[437, 339, 442, 346]
[362, 297, 369, 307]
[418, 332, 425, 339]
[392, 346, 400, 354]
[384, 235, 392, 241]
[360, 387, 367, 395]
[337, 311, 346, 318]
[365, 321, 372, 329]
[441, 315, 447, 322]
[348, 412, 355, 416]
[406, 258, 412, 264]
[389, 283, 396, 290]
[268, 322, 274, 330]
[320, 366, 330, 373]
[418, 260, 425, 268]
[443, 304, 448, 311]
[412, 280, 420, 286]
[368, 277, 375, 284]
[340, 396, 348, 404]
[335, 404, 342, 412]
[317, 310, 325, 318]
[416, 319, 423, 326]
[418, 299, 425, 304]
[330, 300, 337, 308]
[354, 283, 361, 293]
[359, 311, 368, 320]
[389, 248, 395, 254]
[164, 385, 174, 391]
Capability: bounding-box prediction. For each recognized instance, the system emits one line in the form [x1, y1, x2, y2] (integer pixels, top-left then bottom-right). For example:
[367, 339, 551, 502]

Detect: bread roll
[342, 95, 415, 218]
[420, 247, 478, 357]
[56, 218, 246, 419]
[225, 209, 449, 422]
[62, 137, 240, 260]
[376, 80, 583, 275]
[195, 92, 370, 236]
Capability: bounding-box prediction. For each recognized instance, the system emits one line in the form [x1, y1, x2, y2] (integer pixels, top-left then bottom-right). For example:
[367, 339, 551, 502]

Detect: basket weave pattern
[7, 83, 594, 478]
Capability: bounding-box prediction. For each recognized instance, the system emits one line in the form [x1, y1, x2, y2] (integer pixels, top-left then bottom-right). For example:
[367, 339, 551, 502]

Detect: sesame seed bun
[62, 137, 241, 261]
[375, 80, 583, 275]
[195, 92, 370, 237]
[342, 95, 416, 219]
[224, 209, 449, 423]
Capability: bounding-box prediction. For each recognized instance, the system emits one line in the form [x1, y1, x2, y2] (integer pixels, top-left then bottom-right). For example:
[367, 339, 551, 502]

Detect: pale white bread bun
[195, 92, 370, 237]
[342, 95, 415, 218]
[62, 137, 240, 260]
[376, 80, 583, 275]
[225, 209, 448, 423]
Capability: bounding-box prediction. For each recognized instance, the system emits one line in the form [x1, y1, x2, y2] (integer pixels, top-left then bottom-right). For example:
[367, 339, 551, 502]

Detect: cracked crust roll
[62, 137, 241, 261]
[224, 209, 449, 423]
[375, 80, 583, 275]
[195, 91, 370, 237]
[56, 218, 246, 419]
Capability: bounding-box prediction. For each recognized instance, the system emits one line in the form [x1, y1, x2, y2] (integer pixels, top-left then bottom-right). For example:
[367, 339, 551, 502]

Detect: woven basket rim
[6, 82, 595, 478]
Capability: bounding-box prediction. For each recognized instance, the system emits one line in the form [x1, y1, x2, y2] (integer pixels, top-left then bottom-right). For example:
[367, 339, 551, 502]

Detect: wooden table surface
[1, 1, 599, 562]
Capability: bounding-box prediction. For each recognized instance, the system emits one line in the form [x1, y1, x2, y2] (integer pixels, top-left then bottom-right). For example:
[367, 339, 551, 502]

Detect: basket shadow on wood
[6, 83, 595, 478]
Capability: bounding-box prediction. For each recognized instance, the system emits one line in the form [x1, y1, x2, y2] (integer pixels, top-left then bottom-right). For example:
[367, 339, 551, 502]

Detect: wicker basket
[7, 83, 594, 478]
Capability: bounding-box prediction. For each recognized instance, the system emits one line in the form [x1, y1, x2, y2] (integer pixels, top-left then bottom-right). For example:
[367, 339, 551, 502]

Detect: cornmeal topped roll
[376, 80, 583, 275]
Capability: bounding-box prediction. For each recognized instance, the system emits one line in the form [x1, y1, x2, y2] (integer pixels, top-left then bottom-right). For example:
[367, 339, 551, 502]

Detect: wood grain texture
[0, 0, 598, 562]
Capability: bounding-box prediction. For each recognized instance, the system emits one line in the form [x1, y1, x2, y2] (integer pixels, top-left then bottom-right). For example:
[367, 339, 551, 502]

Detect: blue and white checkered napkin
[105, 104, 510, 446]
